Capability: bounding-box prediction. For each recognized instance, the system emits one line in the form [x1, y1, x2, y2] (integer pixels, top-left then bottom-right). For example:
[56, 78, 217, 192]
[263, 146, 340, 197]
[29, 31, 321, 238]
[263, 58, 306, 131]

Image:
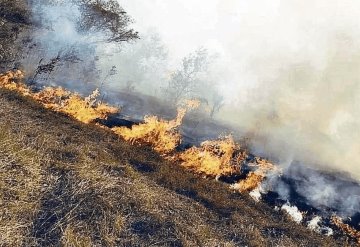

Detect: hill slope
[0, 88, 346, 246]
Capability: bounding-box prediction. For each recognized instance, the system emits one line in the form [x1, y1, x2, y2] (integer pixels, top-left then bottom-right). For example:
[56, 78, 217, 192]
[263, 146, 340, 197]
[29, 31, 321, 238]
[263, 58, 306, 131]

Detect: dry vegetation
[0, 124, 42, 246]
[0, 71, 281, 191]
[0, 86, 351, 246]
[0, 2, 357, 245]
[0, 70, 118, 124]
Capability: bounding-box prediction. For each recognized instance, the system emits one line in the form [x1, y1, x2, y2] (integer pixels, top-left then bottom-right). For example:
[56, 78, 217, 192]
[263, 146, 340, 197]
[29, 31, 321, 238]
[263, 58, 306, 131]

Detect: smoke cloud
[119, 0, 360, 180]
[26, 0, 360, 179]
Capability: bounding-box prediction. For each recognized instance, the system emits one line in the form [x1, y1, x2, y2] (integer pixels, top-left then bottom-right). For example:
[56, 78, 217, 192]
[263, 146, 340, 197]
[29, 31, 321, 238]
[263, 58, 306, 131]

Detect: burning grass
[0, 70, 30, 95]
[33, 87, 119, 124]
[231, 158, 280, 193]
[0, 70, 280, 191]
[112, 114, 182, 154]
[0, 70, 119, 124]
[331, 216, 360, 244]
[112, 99, 200, 154]
[177, 135, 245, 177]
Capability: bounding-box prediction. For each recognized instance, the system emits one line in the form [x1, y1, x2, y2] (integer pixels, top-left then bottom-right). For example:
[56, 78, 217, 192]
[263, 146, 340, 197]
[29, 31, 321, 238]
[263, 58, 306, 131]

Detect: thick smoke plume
[222, 1, 360, 181]
[120, 0, 360, 180]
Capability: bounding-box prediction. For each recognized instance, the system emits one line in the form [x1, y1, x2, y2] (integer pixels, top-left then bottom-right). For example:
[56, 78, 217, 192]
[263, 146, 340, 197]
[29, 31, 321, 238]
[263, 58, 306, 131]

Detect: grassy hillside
[0, 88, 349, 246]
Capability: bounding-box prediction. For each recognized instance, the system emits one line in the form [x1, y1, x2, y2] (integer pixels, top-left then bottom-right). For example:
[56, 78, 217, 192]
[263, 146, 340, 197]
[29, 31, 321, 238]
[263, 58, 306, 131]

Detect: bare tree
[30, 0, 138, 44]
[209, 92, 224, 118]
[113, 30, 169, 95]
[31, 48, 82, 83]
[165, 48, 209, 104]
[20, 0, 139, 91]
[77, 0, 139, 43]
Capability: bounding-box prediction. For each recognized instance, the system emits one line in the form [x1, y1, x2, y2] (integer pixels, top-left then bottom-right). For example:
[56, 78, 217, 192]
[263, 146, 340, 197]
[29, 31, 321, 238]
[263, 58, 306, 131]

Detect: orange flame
[1, 70, 281, 196]
[112, 100, 200, 154]
[112, 114, 182, 154]
[176, 135, 245, 177]
[0, 70, 118, 124]
[331, 216, 360, 244]
[0, 70, 30, 95]
[231, 157, 279, 192]
[34, 87, 118, 124]
[32, 87, 71, 109]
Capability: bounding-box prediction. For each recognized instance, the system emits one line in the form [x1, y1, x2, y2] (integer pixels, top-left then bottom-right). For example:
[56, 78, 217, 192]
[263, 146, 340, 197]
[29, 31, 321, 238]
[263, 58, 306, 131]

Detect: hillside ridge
[0, 88, 347, 246]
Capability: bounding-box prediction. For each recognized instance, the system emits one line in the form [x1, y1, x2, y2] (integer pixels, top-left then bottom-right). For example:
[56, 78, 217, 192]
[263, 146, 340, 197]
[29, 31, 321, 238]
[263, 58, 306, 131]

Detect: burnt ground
[0, 89, 356, 246]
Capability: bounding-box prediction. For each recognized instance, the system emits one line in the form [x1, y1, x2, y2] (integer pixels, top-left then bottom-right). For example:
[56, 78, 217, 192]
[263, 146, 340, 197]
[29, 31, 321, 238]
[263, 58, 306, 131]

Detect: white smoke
[119, 0, 360, 180]
[307, 216, 333, 236]
[281, 203, 303, 223]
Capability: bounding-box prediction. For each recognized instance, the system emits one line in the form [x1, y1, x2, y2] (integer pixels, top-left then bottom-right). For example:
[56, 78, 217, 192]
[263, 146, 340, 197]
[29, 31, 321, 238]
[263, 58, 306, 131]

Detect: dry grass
[0, 127, 42, 246]
[0, 88, 350, 246]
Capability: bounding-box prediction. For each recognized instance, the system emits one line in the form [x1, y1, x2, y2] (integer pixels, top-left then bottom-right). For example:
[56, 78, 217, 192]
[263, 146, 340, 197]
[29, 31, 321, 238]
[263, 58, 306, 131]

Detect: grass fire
[0, 70, 118, 124]
[1, 0, 360, 246]
[112, 100, 199, 154]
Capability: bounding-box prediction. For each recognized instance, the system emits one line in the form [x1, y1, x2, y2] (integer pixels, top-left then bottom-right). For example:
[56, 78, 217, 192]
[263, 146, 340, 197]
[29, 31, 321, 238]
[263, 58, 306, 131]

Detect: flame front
[0, 70, 279, 194]
[177, 136, 244, 177]
[231, 157, 279, 192]
[0, 71, 119, 124]
[112, 99, 200, 154]
[331, 216, 360, 244]
[112, 114, 182, 154]
[34, 87, 118, 124]
[0, 70, 30, 95]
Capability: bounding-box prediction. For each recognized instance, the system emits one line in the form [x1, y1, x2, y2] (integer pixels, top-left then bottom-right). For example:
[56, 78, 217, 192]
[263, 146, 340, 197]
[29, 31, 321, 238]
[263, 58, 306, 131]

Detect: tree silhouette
[165, 48, 209, 104]
[77, 0, 139, 43]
